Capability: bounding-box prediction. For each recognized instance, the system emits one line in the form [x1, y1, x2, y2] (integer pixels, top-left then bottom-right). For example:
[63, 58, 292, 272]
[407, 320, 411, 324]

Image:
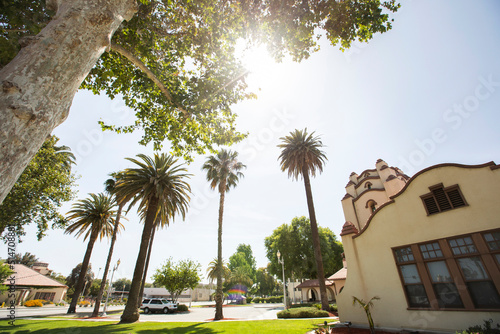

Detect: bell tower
[341, 159, 409, 232]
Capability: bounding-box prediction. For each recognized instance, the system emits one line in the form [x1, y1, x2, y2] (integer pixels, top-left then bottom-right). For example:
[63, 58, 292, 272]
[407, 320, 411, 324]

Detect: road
[0, 303, 303, 322]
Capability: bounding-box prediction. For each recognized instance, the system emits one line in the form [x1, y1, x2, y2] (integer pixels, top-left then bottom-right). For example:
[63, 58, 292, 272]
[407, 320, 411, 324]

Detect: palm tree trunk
[120, 198, 158, 323]
[67, 230, 98, 313]
[92, 203, 123, 317]
[302, 169, 329, 311]
[214, 184, 226, 321]
[139, 226, 156, 300]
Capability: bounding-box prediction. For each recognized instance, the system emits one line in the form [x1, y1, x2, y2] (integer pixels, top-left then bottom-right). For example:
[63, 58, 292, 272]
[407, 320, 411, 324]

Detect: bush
[253, 297, 261, 303]
[462, 320, 500, 334]
[24, 300, 43, 307]
[177, 304, 188, 312]
[277, 307, 329, 319]
[78, 300, 91, 307]
[246, 297, 253, 303]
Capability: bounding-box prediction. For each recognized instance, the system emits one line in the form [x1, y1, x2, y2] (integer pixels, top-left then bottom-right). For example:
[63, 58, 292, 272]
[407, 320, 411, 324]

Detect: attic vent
[421, 184, 467, 215]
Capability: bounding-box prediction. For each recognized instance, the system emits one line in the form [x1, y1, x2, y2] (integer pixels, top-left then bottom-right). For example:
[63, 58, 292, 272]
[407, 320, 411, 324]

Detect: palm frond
[277, 128, 327, 180]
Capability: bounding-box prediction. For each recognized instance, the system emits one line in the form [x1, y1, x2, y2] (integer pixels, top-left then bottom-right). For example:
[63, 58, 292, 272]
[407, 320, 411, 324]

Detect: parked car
[140, 298, 178, 314]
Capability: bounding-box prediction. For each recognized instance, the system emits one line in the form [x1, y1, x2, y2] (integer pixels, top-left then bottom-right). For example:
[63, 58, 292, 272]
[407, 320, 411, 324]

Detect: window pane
[484, 232, 500, 251]
[433, 283, 464, 308]
[400, 264, 421, 284]
[457, 257, 489, 280]
[449, 237, 477, 255]
[495, 254, 500, 265]
[467, 281, 500, 309]
[395, 247, 414, 263]
[420, 242, 443, 259]
[427, 261, 453, 283]
[405, 285, 430, 308]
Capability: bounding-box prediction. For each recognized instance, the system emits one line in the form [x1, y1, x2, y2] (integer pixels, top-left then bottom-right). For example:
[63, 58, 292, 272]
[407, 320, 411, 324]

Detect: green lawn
[0, 319, 321, 333]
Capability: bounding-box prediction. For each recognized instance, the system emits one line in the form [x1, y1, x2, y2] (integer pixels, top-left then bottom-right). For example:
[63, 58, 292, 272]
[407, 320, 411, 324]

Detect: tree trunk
[302, 169, 329, 312]
[214, 182, 226, 321]
[120, 197, 158, 323]
[139, 226, 156, 300]
[0, 0, 137, 204]
[92, 202, 123, 317]
[67, 230, 98, 313]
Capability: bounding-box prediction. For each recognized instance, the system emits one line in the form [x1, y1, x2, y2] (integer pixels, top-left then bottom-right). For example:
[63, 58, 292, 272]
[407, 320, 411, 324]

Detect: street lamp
[277, 250, 286, 309]
[102, 259, 120, 316]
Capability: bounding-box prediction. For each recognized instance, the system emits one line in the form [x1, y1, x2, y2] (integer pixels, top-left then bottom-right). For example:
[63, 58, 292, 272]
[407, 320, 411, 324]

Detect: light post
[277, 250, 286, 309]
[102, 259, 120, 316]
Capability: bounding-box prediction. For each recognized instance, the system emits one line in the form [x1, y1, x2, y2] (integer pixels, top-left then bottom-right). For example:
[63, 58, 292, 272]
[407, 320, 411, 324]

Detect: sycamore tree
[0, 0, 399, 204]
[152, 258, 201, 303]
[0, 135, 77, 240]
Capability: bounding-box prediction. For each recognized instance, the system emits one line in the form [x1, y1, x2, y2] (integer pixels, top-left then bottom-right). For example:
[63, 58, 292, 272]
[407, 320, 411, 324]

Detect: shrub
[277, 307, 329, 319]
[246, 297, 253, 303]
[24, 300, 43, 307]
[463, 320, 500, 334]
[253, 297, 261, 303]
[177, 304, 188, 312]
[78, 300, 91, 306]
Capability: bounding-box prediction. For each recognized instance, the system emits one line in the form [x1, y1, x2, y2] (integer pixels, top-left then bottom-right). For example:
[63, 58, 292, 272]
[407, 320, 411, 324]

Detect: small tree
[353, 296, 380, 334]
[153, 258, 201, 303]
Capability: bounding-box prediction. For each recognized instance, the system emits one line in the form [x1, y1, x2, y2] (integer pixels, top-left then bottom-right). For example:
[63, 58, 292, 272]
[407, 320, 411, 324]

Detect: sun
[235, 41, 296, 97]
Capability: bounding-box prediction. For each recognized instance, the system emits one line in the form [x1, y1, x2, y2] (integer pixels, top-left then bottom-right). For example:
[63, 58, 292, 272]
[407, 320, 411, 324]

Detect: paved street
[0, 302, 329, 323]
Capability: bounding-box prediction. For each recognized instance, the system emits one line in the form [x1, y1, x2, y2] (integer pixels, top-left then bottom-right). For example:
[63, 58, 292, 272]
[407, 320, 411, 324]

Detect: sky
[3, 0, 500, 284]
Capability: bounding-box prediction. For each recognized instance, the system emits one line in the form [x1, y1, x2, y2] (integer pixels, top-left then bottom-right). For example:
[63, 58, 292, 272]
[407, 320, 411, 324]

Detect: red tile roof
[296, 279, 335, 289]
[2, 264, 67, 288]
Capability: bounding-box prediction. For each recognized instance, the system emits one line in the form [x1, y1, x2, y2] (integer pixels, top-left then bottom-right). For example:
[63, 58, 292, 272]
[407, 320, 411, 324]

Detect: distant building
[0, 264, 68, 305]
[143, 284, 215, 303]
[337, 160, 500, 332]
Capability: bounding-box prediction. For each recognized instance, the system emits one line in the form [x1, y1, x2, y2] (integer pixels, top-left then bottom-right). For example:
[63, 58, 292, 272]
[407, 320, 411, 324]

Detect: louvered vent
[421, 184, 467, 215]
[433, 188, 452, 211]
[447, 188, 466, 208]
[423, 196, 439, 214]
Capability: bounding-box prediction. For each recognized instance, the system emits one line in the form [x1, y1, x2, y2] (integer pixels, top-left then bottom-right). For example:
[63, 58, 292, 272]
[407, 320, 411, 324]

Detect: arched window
[366, 200, 378, 213]
[364, 182, 372, 190]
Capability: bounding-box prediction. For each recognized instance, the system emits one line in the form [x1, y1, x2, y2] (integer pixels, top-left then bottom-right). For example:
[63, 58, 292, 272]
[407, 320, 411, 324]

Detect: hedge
[177, 304, 188, 312]
[277, 307, 329, 319]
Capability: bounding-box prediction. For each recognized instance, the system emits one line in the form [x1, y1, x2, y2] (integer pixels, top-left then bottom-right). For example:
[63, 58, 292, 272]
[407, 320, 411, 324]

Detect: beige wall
[0, 287, 67, 305]
[338, 163, 500, 332]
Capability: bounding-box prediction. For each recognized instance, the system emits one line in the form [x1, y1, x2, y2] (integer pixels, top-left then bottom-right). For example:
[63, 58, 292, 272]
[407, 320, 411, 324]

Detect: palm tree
[277, 128, 329, 311]
[65, 193, 118, 313]
[91, 172, 127, 317]
[206, 258, 231, 284]
[118, 153, 191, 323]
[353, 296, 380, 334]
[202, 149, 245, 320]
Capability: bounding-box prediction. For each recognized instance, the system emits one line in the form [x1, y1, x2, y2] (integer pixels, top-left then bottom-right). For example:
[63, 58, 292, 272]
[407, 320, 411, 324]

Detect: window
[426, 260, 463, 308]
[456, 256, 500, 308]
[34, 292, 55, 301]
[394, 247, 430, 308]
[421, 184, 467, 215]
[449, 236, 477, 255]
[366, 200, 377, 213]
[394, 230, 500, 311]
[484, 231, 500, 266]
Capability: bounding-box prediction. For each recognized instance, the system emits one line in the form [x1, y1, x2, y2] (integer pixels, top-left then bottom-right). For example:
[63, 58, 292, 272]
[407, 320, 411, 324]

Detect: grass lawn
[0, 319, 321, 333]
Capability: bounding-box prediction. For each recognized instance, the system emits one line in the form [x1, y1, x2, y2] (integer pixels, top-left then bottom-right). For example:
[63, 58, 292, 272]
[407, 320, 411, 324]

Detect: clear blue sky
[7, 0, 500, 283]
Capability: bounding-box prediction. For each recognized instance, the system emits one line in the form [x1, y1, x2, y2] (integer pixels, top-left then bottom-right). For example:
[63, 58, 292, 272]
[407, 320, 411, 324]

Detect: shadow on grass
[0, 320, 216, 334]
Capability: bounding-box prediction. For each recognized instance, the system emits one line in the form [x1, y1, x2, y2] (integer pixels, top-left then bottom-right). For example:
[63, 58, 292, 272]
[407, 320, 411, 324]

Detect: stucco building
[337, 160, 500, 332]
[0, 263, 68, 305]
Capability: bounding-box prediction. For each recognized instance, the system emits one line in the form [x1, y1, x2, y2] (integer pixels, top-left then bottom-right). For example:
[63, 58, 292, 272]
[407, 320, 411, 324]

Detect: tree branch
[109, 42, 189, 118]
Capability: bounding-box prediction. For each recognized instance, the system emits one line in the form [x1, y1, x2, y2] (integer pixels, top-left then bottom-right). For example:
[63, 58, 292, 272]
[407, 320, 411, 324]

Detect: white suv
[140, 298, 178, 314]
